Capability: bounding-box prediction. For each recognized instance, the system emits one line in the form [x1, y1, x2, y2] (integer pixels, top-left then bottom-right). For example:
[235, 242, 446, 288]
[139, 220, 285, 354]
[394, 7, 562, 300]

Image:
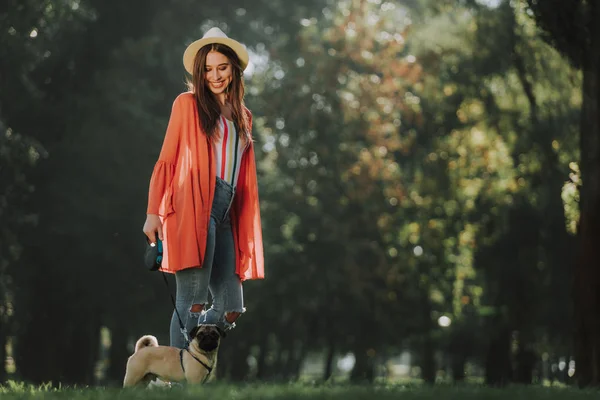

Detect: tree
[406, 0, 579, 385]
[526, 0, 600, 387]
[248, 0, 425, 383]
[1, 0, 331, 385]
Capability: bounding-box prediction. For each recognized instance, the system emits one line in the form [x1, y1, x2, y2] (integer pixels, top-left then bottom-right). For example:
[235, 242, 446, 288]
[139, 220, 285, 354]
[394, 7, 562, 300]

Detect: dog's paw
[147, 378, 171, 389]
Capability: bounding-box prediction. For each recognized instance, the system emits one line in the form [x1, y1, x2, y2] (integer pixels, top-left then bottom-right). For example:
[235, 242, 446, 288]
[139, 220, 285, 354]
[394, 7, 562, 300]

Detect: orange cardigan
[147, 92, 264, 281]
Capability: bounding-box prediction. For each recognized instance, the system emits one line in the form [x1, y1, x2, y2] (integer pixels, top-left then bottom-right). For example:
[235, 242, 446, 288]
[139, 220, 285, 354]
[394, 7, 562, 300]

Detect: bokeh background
[2, 0, 599, 389]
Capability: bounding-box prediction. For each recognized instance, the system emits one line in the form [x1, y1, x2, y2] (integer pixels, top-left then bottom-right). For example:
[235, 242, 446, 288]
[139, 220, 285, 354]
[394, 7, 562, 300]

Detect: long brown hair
[187, 43, 251, 144]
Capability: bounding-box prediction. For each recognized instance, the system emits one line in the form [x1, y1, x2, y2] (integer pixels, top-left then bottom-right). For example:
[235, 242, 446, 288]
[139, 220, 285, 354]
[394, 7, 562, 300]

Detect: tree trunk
[281, 339, 305, 381]
[451, 354, 466, 383]
[0, 279, 8, 384]
[106, 323, 129, 386]
[14, 272, 70, 385]
[255, 333, 269, 381]
[274, 335, 297, 381]
[448, 323, 471, 384]
[350, 346, 375, 383]
[420, 334, 436, 384]
[322, 339, 336, 382]
[227, 341, 250, 381]
[13, 235, 105, 386]
[574, 2, 600, 387]
[484, 325, 512, 386]
[62, 319, 101, 385]
[514, 342, 536, 384]
[291, 343, 307, 381]
[0, 314, 6, 383]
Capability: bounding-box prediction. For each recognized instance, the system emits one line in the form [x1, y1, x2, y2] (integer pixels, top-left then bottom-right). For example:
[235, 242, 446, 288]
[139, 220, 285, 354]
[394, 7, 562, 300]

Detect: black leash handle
[161, 271, 190, 347]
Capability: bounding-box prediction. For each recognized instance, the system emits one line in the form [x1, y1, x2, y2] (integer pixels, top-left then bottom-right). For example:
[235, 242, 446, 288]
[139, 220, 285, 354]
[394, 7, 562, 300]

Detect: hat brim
[183, 37, 249, 75]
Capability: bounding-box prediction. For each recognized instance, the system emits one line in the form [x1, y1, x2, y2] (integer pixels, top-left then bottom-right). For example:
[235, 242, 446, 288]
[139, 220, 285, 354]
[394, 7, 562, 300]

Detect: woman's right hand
[143, 214, 163, 243]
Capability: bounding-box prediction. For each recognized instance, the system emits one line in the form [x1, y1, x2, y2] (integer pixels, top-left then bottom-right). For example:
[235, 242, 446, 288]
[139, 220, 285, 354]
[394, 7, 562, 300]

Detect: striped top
[213, 115, 246, 187]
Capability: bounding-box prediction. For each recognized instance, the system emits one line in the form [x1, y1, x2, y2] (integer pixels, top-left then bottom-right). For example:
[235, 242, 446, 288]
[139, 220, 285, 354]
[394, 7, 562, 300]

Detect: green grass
[1, 381, 600, 400]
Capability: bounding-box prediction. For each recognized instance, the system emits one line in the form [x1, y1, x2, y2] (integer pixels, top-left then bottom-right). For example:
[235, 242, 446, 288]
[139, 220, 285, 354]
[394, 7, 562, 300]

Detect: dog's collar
[179, 348, 213, 380]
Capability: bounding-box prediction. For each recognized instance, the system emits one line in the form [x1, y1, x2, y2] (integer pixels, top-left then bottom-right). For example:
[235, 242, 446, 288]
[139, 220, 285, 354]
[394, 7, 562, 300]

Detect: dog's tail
[134, 335, 159, 353]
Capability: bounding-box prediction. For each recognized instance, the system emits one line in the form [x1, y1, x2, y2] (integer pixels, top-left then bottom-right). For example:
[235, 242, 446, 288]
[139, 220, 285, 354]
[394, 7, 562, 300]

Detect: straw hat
[182, 27, 249, 75]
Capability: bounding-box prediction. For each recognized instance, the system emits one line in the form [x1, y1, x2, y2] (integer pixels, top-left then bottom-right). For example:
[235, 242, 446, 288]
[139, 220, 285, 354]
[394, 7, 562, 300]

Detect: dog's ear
[216, 325, 226, 338]
[189, 325, 200, 338]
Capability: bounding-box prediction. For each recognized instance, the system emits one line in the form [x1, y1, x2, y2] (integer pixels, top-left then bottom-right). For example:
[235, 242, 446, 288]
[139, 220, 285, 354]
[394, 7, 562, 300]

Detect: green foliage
[0, 125, 45, 269]
[561, 162, 580, 235]
[250, 1, 424, 372]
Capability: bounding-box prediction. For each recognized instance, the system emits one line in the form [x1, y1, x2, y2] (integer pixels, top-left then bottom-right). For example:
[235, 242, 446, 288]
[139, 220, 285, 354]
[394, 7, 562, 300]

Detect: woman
[143, 27, 264, 349]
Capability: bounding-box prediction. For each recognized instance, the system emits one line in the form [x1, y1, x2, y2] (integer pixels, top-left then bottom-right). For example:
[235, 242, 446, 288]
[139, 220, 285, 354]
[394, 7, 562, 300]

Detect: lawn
[1, 381, 599, 400]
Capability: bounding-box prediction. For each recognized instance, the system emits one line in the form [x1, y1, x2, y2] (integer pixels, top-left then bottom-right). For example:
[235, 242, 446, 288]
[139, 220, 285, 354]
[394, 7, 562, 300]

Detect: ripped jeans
[169, 177, 245, 349]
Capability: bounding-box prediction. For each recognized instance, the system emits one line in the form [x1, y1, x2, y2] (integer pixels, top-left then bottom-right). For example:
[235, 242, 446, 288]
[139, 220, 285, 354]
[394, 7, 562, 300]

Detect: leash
[160, 271, 190, 347]
[179, 349, 213, 381]
[179, 349, 213, 383]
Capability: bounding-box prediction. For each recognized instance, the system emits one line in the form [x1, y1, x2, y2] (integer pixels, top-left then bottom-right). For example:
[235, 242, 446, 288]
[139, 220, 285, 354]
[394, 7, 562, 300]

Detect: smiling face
[189, 43, 249, 139]
[204, 50, 232, 101]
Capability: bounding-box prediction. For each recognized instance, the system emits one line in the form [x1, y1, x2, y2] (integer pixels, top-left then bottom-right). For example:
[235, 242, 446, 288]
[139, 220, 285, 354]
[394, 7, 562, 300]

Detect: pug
[123, 324, 222, 387]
